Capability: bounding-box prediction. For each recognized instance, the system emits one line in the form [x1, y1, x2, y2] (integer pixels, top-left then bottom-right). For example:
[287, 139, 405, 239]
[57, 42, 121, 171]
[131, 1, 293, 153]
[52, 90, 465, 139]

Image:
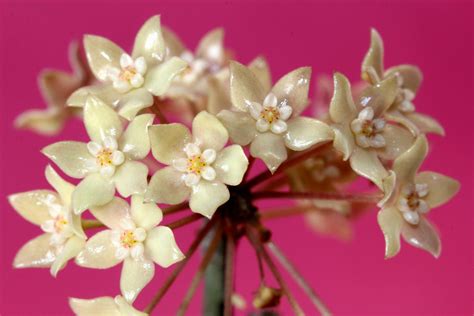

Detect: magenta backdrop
[0, 1, 472, 315]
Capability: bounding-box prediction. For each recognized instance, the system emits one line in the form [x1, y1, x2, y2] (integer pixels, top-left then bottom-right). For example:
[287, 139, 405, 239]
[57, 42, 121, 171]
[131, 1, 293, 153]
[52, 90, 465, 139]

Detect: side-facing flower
[377, 136, 459, 258]
[9, 165, 86, 276]
[361, 29, 444, 136]
[43, 96, 153, 214]
[69, 295, 146, 316]
[218, 61, 334, 173]
[146, 111, 248, 218]
[67, 15, 187, 120]
[329, 72, 414, 188]
[15, 41, 91, 135]
[75, 195, 183, 303]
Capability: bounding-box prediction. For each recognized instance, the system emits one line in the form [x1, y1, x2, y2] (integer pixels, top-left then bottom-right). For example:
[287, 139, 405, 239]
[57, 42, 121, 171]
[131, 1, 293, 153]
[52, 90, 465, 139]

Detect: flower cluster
[10, 16, 459, 315]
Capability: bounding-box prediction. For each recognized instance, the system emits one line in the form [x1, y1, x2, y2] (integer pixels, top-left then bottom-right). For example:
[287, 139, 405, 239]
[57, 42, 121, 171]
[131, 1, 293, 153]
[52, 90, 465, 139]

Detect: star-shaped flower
[361, 29, 445, 136]
[218, 61, 334, 173]
[70, 295, 146, 316]
[328, 72, 414, 188]
[67, 15, 187, 120]
[43, 96, 153, 214]
[9, 165, 86, 277]
[76, 195, 183, 303]
[377, 136, 459, 258]
[146, 111, 248, 218]
[15, 41, 91, 135]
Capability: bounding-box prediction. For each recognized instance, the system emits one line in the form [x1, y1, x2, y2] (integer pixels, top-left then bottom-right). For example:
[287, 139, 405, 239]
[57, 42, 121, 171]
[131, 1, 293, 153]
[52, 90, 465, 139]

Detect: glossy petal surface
[120, 258, 155, 303]
[213, 145, 248, 185]
[145, 166, 191, 204]
[189, 181, 230, 218]
[149, 123, 191, 164]
[42, 141, 95, 179]
[72, 174, 115, 214]
[284, 117, 333, 151]
[76, 230, 122, 269]
[145, 226, 184, 267]
[192, 111, 229, 151]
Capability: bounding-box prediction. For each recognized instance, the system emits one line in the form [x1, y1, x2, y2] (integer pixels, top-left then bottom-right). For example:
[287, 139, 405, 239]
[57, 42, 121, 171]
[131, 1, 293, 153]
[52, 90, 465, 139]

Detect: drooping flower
[69, 295, 146, 316]
[67, 15, 187, 120]
[15, 41, 91, 135]
[361, 29, 444, 136]
[9, 165, 86, 276]
[328, 72, 414, 188]
[218, 61, 334, 173]
[43, 96, 153, 214]
[377, 136, 459, 258]
[75, 195, 183, 303]
[146, 111, 248, 218]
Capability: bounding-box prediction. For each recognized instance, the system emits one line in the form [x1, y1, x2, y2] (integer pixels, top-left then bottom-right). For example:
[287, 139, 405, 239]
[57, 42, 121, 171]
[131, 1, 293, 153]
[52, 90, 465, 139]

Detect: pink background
[0, 1, 472, 315]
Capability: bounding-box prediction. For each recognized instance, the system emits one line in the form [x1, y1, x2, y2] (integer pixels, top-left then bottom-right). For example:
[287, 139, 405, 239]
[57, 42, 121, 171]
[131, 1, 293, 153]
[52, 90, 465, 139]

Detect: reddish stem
[253, 191, 382, 203]
[168, 213, 202, 230]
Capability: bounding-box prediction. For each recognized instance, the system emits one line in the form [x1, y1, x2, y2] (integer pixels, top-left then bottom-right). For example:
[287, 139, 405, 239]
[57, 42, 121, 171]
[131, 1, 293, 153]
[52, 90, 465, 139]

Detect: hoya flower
[361, 29, 444, 136]
[69, 295, 146, 316]
[146, 111, 248, 218]
[377, 136, 459, 258]
[218, 61, 334, 172]
[67, 15, 187, 120]
[76, 195, 184, 302]
[15, 41, 90, 135]
[328, 72, 414, 189]
[43, 96, 153, 214]
[9, 165, 86, 276]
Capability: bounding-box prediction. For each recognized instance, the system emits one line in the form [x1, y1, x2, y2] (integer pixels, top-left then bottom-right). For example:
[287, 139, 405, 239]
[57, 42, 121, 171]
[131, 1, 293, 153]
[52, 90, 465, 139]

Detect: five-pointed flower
[328, 72, 414, 188]
[67, 15, 187, 120]
[42, 96, 153, 214]
[69, 295, 146, 316]
[15, 41, 90, 135]
[75, 195, 184, 303]
[361, 29, 445, 136]
[218, 61, 334, 173]
[9, 165, 86, 277]
[377, 136, 459, 258]
[146, 111, 248, 218]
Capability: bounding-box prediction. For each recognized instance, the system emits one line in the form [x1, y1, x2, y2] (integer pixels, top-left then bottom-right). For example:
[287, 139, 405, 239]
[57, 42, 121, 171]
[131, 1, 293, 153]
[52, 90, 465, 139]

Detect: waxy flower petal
[400, 217, 441, 258]
[149, 124, 192, 164]
[230, 61, 266, 112]
[8, 190, 59, 226]
[69, 296, 146, 316]
[377, 206, 403, 258]
[145, 226, 184, 267]
[84, 96, 123, 144]
[216, 110, 257, 146]
[119, 114, 154, 160]
[132, 15, 166, 65]
[76, 230, 123, 269]
[114, 161, 148, 198]
[213, 145, 249, 185]
[271, 67, 311, 116]
[42, 141, 95, 178]
[13, 233, 56, 268]
[192, 111, 229, 151]
[121, 258, 155, 303]
[415, 172, 460, 208]
[84, 35, 124, 82]
[250, 132, 287, 173]
[284, 117, 334, 151]
[51, 235, 86, 277]
[146, 166, 191, 204]
[130, 195, 163, 230]
[72, 174, 115, 214]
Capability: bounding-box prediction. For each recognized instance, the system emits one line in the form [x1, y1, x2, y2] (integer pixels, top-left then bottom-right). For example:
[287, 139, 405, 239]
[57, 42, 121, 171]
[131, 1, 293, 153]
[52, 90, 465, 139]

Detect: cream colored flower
[146, 111, 248, 218]
[377, 136, 459, 258]
[76, 195, 183, 303]
[67, 15, 187, 120]
[9, 165, 86, 277]
[329, 72, 414, 189]
[43, 96, 153, 214]
[69, 295, 146, 316]
[15, 41, 90, 135]
[218, 61, 334, 173]
[361, 29, 444, 136]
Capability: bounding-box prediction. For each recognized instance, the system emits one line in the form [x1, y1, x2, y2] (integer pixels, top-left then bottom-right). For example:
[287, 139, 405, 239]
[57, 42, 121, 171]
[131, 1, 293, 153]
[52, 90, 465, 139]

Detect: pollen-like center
[54, 216, 69, 232]
[120, 66, 138, 82]
[260, 107, 280, 124]
[360, 120, 376, 137]
[120, 231, 138, 248]
[398, 183, 430, 225]
[187, 155, 207, 174]
[96, 149, 113, 167]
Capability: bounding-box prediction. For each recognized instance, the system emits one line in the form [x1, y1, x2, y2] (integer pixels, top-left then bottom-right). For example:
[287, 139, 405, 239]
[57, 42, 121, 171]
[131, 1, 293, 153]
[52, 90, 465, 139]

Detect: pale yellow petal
[14, 108, 65, 136]
[115, 296, 147, 316]
[192, 111, 229, 151]
[120, 114, 154, 160]
[207, 76, 231, 115]
[42, 141, 95, 178]
[72, 174, 115, 214]
[117, 88, 154, 121]
[377, 206, 403, 259]
[196, 28, 224, 65]
[144, 57, 188, 96]
[84, 35, 124, 82]
[84, 96, 123, 143]
[248, 56, 272, 93]
[114, 161, 148, 197]
[51, 235, 85, 277]
[229, 61, 265, 112]
[213, 145, 248, 185]
[145, 166, 191, 204]
[162, 26, 186, 57]
[271, 66, 311, 116]
[132, 15, 166, 64]
[8, 190, 58, 226]
[400, 217, 441, 258]
[38, 69, 81, 107]
[76, 230, 122, 269]
[145, 226, 184, 267]
[349, 147, 388, 189]
[13, 233, 55, 268]
[69, 297, 121, 316]
[415, 172, 460, 208]
[67, 85, 120, 108]
[217, 110, 257, 146]
[120, 258, 155, 303]
[329, 73, 357, 123]
[377, 124, 414, 160]
[149, 123, 191, 164]
[384, 109, 420, 136]
[332, 123, 355, 161]
[405, 112, 445, 136]
[384, 64, 422, 94]
[392, 135, 428, 185]
[190, 181, 230, 218]
[250, 133, 287, 173]
[358, 75, 398, 116]
[131, 195, 163, 230]
[361, 28, 384, 82]
[90, 197, 131, 230]
[284, 117, 333, 151]
[45, 165, 75, 207]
